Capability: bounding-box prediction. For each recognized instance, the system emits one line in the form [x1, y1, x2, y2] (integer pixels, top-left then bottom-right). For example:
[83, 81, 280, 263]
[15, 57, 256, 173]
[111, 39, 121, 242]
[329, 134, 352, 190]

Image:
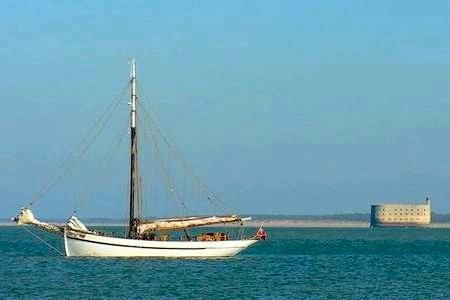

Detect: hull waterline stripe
[67, 236, 206, 250]
[66, 235, 248, 250]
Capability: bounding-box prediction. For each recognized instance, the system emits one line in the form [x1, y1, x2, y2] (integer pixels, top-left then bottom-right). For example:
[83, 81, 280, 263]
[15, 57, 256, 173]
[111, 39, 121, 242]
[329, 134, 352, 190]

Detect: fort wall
[370, 198, 431, 227]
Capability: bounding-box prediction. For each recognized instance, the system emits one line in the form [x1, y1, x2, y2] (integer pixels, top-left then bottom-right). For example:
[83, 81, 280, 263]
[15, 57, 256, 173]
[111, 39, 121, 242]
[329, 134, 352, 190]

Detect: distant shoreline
[3, 220, 450, 228]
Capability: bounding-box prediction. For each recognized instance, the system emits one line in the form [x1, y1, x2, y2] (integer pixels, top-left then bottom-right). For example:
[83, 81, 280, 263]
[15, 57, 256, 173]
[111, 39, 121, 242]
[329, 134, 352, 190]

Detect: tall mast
[128, 58, 140, 238]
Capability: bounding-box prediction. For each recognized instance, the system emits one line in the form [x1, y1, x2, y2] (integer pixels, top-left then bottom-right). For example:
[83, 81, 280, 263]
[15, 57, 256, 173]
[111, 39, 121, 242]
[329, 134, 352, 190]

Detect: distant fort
[370, 197, 431, 227]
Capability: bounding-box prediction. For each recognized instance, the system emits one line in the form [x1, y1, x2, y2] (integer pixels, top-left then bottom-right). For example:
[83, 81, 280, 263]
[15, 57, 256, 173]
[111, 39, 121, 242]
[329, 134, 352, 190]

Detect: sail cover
[13, 208, 63, 233]
[66, 215, 90, 233]
[137, 215, 246, 232]
[14, 208, 92, 234]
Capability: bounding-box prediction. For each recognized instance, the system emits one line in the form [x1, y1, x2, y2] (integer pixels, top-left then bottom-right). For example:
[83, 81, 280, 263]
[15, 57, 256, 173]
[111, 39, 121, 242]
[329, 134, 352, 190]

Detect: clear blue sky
[2, 1, 450, 218]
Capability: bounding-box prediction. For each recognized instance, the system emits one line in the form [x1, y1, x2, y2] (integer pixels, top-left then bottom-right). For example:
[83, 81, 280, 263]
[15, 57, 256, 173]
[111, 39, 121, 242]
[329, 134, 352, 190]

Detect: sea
[1, 226, 450, 299]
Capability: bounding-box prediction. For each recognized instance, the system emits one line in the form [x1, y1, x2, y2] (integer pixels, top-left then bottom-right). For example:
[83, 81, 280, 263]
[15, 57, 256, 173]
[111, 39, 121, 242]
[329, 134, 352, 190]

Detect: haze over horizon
[2, 1, 450, 219]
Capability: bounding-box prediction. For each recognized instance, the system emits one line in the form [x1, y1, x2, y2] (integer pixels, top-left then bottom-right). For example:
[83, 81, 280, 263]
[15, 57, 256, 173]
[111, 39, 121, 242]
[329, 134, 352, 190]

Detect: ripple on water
[1, 227, 450, 299]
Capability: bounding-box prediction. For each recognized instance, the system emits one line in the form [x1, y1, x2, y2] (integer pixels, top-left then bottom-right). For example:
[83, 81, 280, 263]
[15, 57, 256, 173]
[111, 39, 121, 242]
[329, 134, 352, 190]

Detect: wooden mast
[128, 58, 140, 238]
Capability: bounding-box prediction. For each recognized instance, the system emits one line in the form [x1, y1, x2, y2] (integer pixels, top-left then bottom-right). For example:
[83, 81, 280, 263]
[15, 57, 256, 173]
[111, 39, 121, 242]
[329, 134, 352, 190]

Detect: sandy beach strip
[1, 220, 368, 227]
[3, 220, 450, 228]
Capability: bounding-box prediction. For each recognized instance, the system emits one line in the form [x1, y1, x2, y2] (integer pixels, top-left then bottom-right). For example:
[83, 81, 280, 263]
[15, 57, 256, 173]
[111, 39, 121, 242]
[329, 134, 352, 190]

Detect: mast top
[130, 58, 136, 80]
[130, 58, 137, 129]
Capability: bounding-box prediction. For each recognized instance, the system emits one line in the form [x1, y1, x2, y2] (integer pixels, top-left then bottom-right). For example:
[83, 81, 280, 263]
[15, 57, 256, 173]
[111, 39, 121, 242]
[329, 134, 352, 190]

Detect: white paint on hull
[64, 230, 257, 258]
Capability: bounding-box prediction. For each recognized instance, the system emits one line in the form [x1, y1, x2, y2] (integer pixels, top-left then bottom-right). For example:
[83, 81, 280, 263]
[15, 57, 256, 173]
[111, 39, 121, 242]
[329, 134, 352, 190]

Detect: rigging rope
[74, 116, 129, 213]
[137, 98, 229, 211]
[27, 82, 130, 207]
[22, 226, 64, 256]
[137, 114, 148, 218]
[140, 116, 188, 215]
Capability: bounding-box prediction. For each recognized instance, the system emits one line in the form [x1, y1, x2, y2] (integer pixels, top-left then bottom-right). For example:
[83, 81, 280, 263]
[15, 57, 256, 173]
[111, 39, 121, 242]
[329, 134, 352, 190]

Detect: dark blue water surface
[1, 226, 450, 299]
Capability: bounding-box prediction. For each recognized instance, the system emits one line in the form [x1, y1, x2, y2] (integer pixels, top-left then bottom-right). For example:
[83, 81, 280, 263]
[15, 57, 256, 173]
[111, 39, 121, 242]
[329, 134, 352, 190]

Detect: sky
[2, 1, 450, 218]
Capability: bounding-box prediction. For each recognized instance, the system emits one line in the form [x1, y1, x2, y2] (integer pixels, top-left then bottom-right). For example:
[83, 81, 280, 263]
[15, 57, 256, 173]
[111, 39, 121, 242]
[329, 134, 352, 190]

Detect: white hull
[64, 230, 257, 258]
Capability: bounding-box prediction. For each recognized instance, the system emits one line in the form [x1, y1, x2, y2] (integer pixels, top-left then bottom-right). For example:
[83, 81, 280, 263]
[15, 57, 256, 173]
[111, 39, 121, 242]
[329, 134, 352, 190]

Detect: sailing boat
[13, 59, 259, 257]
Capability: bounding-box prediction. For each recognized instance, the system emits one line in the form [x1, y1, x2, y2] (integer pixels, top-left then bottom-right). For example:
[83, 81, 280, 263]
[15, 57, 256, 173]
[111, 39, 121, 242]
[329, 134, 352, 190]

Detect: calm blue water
[1, 226, 450, 299]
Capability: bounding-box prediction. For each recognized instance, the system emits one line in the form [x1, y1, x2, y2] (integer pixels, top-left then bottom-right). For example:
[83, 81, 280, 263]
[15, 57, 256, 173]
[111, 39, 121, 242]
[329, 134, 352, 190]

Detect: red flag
[256, 226, 266, 240]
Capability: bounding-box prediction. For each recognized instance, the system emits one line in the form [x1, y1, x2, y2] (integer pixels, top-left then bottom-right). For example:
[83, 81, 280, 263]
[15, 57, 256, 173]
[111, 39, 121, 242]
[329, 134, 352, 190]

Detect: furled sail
[66, 215, 90, 233]
[13, 208, 63, 233]
[137, 215, 249, 232]
[14, 208, 92, 234]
